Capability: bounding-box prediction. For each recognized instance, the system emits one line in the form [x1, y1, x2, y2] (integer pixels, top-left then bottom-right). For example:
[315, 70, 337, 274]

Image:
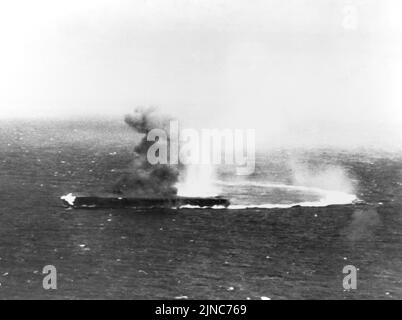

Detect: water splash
[176, 164, 220, 197]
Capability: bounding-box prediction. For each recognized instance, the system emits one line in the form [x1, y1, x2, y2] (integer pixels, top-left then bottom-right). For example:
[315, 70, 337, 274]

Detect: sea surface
[0, 119, 401, 299]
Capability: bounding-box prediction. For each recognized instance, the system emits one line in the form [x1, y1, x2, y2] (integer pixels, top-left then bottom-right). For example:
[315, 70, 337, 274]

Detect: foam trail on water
[178, 204, 228, 209]
[174, 180, 358, 210]
[218, 180, 358, 210]
[176, 179, 358, 210]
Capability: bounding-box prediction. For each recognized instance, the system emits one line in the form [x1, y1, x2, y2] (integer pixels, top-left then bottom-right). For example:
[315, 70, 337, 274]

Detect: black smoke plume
[113, 108, 179, 197]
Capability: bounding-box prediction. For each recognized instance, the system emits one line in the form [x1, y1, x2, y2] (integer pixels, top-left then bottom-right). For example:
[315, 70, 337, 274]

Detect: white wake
[200, 180, 358, 210]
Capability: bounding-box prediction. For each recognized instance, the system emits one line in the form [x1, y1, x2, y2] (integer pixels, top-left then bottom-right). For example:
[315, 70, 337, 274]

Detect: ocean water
[0, 119, 401, 299]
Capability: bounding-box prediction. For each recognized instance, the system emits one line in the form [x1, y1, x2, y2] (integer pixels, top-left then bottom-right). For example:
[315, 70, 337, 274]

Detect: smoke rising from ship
[112, 108, 179, 197]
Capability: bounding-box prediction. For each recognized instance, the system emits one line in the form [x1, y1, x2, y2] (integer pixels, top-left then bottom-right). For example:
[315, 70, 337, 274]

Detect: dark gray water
[0, 120, 401, 299]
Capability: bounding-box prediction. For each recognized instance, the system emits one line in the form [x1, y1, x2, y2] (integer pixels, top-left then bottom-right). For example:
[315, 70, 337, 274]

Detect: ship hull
[61, 194, 230, 209]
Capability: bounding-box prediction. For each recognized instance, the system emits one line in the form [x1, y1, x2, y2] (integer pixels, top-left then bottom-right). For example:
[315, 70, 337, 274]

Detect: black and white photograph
[0, 0, 401, 303]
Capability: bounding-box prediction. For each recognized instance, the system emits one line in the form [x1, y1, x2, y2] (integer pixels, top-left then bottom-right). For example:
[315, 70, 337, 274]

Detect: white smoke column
[176, 130, 221, 197]
[177, 164, 220, 197]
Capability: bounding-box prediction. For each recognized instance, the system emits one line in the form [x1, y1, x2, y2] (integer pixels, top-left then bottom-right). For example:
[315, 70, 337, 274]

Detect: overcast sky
[0, 0, 401, 148]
